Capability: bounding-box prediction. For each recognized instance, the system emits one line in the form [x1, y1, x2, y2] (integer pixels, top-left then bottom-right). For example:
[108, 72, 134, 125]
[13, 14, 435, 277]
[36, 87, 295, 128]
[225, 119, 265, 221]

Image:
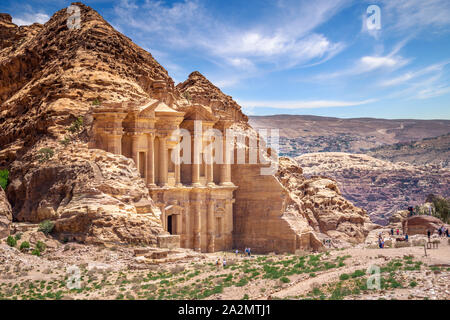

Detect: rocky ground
[0, 224, 448, 300]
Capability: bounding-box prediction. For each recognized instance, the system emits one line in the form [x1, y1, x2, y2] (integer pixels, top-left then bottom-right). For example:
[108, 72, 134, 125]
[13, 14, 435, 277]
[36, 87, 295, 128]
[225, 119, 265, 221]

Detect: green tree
[0, 169, 8, 190]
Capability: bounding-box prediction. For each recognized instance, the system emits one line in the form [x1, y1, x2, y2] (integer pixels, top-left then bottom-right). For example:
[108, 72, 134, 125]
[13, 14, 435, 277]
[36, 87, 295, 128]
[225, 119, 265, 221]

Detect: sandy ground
[0, 228, 449, 300]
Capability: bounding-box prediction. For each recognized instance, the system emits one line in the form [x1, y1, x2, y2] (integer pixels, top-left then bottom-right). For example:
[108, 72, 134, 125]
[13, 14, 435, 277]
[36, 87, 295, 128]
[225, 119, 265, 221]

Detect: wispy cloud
[238, 98, 376, 109]
[379, 62, 449, 87]
[380, 0, 450, 32]
[112, 0, 347, 74]
[316, 40, 410, 80]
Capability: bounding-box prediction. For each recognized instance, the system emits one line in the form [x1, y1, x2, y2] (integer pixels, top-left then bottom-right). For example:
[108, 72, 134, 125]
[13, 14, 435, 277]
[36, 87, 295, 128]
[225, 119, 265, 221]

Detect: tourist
[396, 228, 399, 236]
[427, 230, 431, 241]
[235, 249, 239, 256]
[405, 233, 409, 242]
[391, 228, 394, 236]
[446, 228, 449, 237]
[438, 227, 442, 237]
[216, 258, 221, 268]
[223, 258, 227, 267]
[248, 248, 251, 257]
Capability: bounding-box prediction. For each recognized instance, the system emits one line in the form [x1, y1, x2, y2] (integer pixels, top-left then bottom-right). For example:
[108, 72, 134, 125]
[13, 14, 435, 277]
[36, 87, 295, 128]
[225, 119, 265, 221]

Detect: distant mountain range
[249, 115, 450, 158]
[251, 114, 450, 224]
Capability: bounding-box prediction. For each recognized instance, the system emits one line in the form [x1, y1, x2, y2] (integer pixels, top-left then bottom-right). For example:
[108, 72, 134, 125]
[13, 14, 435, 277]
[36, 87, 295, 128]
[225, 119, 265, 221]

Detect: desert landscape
[0, 2, 449, 302]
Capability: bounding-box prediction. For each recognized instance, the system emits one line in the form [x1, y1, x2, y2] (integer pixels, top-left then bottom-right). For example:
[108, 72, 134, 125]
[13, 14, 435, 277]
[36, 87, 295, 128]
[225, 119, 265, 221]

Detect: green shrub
[37, 148, 54, 163]
[31, 248, 41, 256]
[339, 273, 350, 281]
[351, 269, 366, 278]
[60, 136, 71, 147]
[14, 233, 22, 241]
[6, 236, 17, 247]
[68, 116, 84, 133]
[280, 277, 290, 283]
[36, 241, 46, 252]
[20, 241, 30, 251]
[0, 169, 8, 190]
[38, 220, 55, 235]
[92, 98, 101, 106]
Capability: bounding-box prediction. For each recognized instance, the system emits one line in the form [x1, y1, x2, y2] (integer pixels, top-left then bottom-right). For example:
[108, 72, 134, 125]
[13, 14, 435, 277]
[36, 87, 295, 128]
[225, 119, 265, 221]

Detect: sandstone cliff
[0, 2, 371, 249]
[176, 71, 248, 123]
[0, 3, 169, 244]
[0, 187, 12, 238]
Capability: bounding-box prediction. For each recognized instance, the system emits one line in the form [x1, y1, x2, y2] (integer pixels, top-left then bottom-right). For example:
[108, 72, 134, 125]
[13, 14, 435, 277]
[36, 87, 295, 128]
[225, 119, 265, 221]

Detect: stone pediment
[183, 104, 218, 122]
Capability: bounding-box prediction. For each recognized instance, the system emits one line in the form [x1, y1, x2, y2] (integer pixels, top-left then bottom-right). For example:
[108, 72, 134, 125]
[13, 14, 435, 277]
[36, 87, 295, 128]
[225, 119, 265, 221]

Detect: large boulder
[403, 215, 448, 235]
[0, 187, 12, 238]
[7, 141, 166, 245]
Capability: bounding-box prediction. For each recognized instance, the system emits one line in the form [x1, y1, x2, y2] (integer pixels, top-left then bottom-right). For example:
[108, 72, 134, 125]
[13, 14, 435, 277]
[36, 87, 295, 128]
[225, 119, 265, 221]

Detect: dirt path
[268, 258, 384, 299]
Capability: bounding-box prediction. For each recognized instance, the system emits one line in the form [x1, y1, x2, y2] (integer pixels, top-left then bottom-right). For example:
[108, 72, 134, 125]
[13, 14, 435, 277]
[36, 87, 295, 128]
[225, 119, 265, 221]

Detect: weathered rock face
[6, 139, 165, 244]
[0, 2, 177, 167]
[176, 71, 248, 123]
[0, 187, 12, 238]
[296, 152, 450, 225]
[403, 215, 448, 236]
[276, 157, 371, 244]
[0, 3, 174, 244]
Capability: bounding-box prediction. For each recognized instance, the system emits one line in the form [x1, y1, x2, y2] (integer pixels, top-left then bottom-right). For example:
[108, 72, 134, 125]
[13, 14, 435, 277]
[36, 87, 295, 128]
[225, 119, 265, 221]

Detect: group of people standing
[234, 247, 252, 257]
[428, 226, 449, 240]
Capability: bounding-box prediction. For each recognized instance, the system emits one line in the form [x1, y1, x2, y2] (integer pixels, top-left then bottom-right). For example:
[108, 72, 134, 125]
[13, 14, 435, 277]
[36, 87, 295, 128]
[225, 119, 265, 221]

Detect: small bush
[68, 116, 84, 133]
[14, 233, 22, 241]
[280, 277, 290, 283]
[6, 236, 17, 247]
[38, 148, 54, 163]
[36, 241, 46, 252]
[60, 136, 71, 147]
[20, 241, 30, 251]
[92, 98, 101, 106]
[339, 273, 350, 281]
[0, 169, 8, 190]
[31, 248, 41, 256]
[38, 220, 55, 235]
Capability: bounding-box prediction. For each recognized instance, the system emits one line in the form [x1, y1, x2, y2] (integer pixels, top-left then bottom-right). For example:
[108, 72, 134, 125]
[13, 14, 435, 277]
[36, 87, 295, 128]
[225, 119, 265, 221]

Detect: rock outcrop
[0, 3, 173, 244]
[176, 71, 248, 123]
[296, 152, 450, 225]
[403, 215, 448, 236]
[0, 187, 12, 238]
[276, 157, 371, 244]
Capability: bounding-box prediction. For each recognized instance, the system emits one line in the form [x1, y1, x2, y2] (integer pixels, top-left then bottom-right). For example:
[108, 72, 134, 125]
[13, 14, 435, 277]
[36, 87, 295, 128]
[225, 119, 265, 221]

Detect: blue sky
[2, 0, 450, 119]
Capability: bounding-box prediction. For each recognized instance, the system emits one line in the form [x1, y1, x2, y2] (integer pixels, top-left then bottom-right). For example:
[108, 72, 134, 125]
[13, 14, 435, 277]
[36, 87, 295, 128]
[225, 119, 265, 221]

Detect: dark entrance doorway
[167, 215, 173, 235]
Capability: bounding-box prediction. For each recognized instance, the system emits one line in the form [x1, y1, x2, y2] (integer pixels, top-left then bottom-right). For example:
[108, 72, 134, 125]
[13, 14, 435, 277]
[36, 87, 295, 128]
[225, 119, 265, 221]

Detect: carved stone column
[174, 142, 182, 187]
[159, 135, 168, 187]
[107, 133, 122, 155]
[220, 135, 233, 186]
[131, 134, 139, 169]
[192, 136, 201, 186]
[193, 195, 202, 252]
[206, 138, 214, 186]
[146, 133, 155, 187]
[207, 199, 215, 253]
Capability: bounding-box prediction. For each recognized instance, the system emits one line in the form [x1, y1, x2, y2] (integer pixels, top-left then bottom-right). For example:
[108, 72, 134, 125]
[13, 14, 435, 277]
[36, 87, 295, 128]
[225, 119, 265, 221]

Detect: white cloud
[316, 40, 410, 80]
[379, 62, 449, 87]
[380, 0, 450, 32]
[12, 12, 50, 26]
[237, 98, 376, 109]
[112, 0, 347, 73]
